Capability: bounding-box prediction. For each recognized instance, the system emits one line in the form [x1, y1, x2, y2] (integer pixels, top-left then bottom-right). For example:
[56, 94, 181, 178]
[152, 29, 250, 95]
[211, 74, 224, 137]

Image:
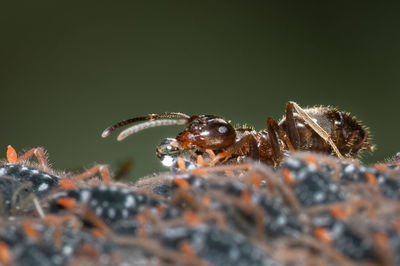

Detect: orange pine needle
[78, 243, 100, 260]
[224, 170, 234, 176]
[22, 222, 40, 239]
[177, 157, 186, 171]
[184, 210, 200, 224]
[57, 197, 77, 209]
[179, 241, 195, 255]
[191, 168, 207, 177]
[241, 189, 252, 205]
[91, 228, 106, 239]
[252, 174, 262, 188]
[138, 227, 148, 237]
[330, 207, 350, 219]
[156, 204, 165, 214]
[365, 172, 377, 185]
[0, 241, 11, 265]
[6, 145, 17, 163]
[196, 155, 204, 166]
[137, 213, 147, 224]
[202, 196, 211, 208]
[393, 219, 400, 232]
[205, 149, 215, 158]
[374, 163, 387, 172]
[282, 169, 295, 186]
[45, 215, 59, 224]
[313, 227, 331, 242]
[374, 232, 389, 249]
[174, 178, 190, 188]
[59, 179, 78, 190]
[305, 155, 318, 166]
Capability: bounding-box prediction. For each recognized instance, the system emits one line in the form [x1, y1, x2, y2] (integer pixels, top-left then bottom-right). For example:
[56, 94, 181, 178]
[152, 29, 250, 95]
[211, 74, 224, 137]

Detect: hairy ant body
[102, 101, 373, 167]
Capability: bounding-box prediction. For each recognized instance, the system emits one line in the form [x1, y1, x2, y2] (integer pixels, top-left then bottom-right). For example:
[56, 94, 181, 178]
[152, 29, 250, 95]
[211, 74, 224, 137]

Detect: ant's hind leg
[285, 102, 301, 149]
[266, 118, 283, 165]
[289, 101, 344, 159]
[267, 117, 295, 152]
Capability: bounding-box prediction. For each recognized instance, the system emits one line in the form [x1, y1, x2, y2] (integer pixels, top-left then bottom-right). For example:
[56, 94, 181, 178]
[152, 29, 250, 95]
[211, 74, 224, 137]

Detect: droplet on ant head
[160, 156, 175, 167]
[156, 138, 182, 167]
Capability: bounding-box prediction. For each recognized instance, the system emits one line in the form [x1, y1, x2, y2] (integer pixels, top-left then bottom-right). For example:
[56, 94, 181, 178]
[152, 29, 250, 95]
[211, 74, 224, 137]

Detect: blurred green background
[1, 1, 399, 179]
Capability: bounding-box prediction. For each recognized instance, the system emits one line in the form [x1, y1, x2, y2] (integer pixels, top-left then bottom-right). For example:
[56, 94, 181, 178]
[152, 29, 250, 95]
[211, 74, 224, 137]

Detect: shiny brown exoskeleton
[102, 101, 374, 166]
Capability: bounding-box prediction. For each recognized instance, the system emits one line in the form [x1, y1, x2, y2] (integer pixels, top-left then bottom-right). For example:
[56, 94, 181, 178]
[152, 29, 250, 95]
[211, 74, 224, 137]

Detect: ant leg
[266, 118, 283, 165]
[210, 135, 259, 165]
[289, 101, 344, 159]
[7, 145, 49, 171]
[267, 117, 295, 152]
[285, 102, 301, 149]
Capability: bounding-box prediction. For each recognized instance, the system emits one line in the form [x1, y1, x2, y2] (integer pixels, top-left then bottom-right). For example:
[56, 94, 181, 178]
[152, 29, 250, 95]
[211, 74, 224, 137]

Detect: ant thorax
[157, 128, 264, 169]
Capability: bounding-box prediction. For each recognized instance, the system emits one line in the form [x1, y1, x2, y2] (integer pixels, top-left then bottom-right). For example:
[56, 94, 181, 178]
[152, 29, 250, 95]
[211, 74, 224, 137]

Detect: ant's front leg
[289, 101, 344, 159]
[210, 134, 259, 165]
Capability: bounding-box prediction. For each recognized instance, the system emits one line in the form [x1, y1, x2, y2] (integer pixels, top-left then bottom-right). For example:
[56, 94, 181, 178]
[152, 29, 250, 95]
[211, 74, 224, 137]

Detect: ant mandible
[101, 101, 374, 167]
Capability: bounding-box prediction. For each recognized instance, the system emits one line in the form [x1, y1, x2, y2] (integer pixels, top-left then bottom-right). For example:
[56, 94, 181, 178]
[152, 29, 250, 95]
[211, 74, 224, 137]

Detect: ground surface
[0, 151, 399, 266]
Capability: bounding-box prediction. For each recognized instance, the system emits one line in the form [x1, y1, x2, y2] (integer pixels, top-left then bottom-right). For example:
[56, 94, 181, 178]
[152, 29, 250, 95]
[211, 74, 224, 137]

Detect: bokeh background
[1, 1, 399, 179]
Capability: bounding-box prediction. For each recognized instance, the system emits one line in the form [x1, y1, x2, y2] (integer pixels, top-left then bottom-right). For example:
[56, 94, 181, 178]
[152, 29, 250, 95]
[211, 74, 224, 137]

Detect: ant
[102, 101, 374, 167]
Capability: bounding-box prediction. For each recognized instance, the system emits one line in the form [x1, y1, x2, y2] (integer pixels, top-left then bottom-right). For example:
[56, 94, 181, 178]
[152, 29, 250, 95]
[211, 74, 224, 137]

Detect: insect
[102, 101, 373, 167]
[50, 185, 158, 223]
[2, 145, 112, 192]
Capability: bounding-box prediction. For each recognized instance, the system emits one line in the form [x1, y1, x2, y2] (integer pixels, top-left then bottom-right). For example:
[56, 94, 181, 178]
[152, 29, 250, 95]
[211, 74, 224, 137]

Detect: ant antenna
[117, 119, 188, 141]
[101, 112, 191, 140]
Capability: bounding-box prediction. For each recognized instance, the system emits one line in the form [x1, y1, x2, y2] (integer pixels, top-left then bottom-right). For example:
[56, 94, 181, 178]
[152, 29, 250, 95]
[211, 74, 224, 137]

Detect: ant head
[102, 113, 236, 151]
[177, 115, 236, 150]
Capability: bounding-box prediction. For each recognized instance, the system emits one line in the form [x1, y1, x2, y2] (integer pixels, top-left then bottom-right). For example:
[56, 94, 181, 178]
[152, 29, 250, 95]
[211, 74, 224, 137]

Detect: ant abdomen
[279, 107, 372, 157]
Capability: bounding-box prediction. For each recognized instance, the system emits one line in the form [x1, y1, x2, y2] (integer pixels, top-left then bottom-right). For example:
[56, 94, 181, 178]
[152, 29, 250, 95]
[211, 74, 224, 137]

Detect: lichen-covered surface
[0, 152, 399, 266]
